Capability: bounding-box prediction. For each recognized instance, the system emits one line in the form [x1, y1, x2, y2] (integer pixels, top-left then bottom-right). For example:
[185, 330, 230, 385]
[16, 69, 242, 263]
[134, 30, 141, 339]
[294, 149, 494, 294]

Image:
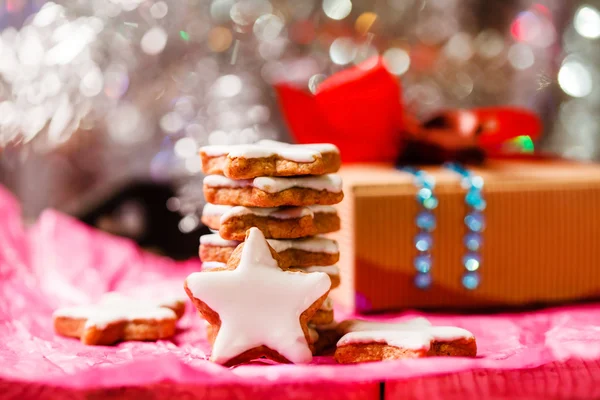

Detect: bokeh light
[574, 5, 600, 39]
[508, 43, 534, 70]
[558, 58, 593, 98]
[475, 30, 504, 59]
[174, 137, 198, 158]
[444, 33, 474, 62]
[149, 2, 168, 19]
[141, 27, 168, 55]
[253, 14, 284, 41]
[329, 37, 357, 65]
[382, 48, 410, 75]
[322, 0, 352, 21]
[355, 12, 377, 35]
[208, 26, 233, 52]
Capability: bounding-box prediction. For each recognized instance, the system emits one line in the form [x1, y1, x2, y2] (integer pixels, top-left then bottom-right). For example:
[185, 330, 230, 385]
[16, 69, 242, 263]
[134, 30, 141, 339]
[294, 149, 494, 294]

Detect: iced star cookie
[309, 319, 433, 356]
[334, 319, 477, 363]
[201, 204, 340, 241]
[185, 227, 331, 366]
[53, 293, 186, 345]
[203, 174, 343, 207]
[200, 140, 341, 179]
[200, 232, 340, 268]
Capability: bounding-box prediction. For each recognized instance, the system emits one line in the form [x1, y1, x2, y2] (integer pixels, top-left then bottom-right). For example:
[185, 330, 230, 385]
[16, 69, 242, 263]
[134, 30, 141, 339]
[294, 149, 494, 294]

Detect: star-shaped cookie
[334, 318, 476, 363]
[53, 292, 186, 345]
[185, 227, 331, 366]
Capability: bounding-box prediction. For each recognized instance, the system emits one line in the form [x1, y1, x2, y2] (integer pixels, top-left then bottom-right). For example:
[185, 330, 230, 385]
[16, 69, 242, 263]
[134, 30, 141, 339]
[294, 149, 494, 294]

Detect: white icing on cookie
[201, 232, 338, 255]
[200, 145, 236, 157]
[53, 293, 177, 329]
[308, 205, 338, 214]
[204, 174, 343, 193]
[302, 265, 340, 276]
[186, 227, 331, 364]
[202, 261, 227, 270]
[203, 204, 318, 223]
[200, 233, 241, 247]
[144, 294, 185, 310]
[201, 140, 339, 162]
[225, 205, 313, 220]
[203, 144, 319, 162]
[256, 140, 340, 154]
[253, 174, 342, 193]
[337, 326, 474, 351]
[202, 204, 234, 216]
[266, 237, 339, 254]
[203, 175, 253, 188]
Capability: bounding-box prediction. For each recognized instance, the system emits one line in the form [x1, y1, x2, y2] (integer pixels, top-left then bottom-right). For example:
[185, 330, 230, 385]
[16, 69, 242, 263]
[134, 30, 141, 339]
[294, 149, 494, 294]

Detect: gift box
[330, 160, 600, 313]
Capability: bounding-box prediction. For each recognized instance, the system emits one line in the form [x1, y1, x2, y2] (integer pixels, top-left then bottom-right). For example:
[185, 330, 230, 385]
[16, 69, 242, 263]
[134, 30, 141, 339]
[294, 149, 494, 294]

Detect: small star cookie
[53, 293, 185, 345]
[200, 140, 341, 179]
[185, 227, 331, 366]
[203, 174, 344, 208]
[201, 204, 341, 241]
[334, 318, 476, 363]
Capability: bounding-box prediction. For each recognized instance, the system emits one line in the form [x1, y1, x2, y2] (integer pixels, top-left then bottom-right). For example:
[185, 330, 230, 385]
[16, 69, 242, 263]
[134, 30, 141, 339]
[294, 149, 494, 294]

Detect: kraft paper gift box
[330, 160, 600, 313]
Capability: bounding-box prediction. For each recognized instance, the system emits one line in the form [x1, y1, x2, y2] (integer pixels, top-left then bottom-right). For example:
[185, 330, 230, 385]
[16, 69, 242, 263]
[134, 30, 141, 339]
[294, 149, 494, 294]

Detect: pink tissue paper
[1, 185, 600, 400]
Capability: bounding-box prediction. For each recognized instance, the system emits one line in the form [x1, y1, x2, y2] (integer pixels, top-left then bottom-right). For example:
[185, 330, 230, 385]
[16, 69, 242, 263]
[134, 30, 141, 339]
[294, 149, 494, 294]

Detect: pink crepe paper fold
[1, 185, 599, 398]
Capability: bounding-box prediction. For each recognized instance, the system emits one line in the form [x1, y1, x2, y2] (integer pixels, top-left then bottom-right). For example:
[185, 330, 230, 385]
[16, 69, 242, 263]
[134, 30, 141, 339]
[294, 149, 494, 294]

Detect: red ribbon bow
[275, 57, 542, 164]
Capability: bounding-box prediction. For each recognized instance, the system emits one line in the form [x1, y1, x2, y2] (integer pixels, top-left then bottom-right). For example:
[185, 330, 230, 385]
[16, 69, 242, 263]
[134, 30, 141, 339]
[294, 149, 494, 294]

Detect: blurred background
[0, 0, 598, 259]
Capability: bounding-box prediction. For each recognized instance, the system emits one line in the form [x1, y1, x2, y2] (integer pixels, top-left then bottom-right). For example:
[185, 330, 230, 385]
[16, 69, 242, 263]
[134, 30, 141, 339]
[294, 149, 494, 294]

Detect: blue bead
[414, 273, 432, 289]
[417, 187, 432, 201]
[471, 176, 484, 189]
[422, 196, 438, 210]
[464, 232, 482, 251]
[462, 252, 481, 271]
[414, 232, 433, 251]
[473, 199, 487, 211]
[462, 271, 481, 290]
[465, 189, 483, 208]
[414, 254, 432, 273]
[460, 177, 471, 190]
[465, 212, 485, 232]
[422, 175, 436, 188]
[416, 211, 436, 232]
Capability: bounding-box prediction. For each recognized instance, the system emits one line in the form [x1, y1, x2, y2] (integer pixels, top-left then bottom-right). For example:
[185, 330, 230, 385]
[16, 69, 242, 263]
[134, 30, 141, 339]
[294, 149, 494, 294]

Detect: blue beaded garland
[444, 163, 485, 290]
[401, 166, 436, 290]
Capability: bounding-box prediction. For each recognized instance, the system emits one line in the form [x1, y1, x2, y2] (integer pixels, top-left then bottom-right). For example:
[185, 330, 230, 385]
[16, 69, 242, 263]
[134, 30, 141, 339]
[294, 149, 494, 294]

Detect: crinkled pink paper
[1, 185, 600, 399]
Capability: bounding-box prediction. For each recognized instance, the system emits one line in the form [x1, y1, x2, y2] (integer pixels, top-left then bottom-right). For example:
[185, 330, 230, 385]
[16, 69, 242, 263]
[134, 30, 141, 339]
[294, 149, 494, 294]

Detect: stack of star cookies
[198, 140, 343, 351]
